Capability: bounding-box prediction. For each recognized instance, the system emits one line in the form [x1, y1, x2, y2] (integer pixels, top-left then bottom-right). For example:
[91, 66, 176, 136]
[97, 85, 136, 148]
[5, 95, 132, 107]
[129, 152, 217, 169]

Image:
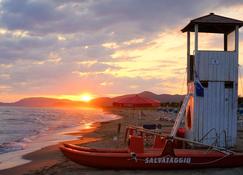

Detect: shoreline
[0, 120, 111, 175]
[0, 107, 122, 174]
[0, 106, 120, 171]
[0, 123, 94, 171]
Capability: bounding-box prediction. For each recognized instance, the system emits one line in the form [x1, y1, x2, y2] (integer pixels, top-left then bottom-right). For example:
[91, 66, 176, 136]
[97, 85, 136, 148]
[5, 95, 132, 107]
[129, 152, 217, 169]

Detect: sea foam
[0, 106, 119, 170]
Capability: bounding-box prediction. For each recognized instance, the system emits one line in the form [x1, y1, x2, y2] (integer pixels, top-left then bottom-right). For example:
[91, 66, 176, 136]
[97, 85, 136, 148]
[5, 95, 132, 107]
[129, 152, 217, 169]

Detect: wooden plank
[218, 52, 221, 80]
[230, 52, 233, 80]
[222, 82, 227, 147]
[216, 52, 220, 80]
[225, 52, 228, 80]
[217, 82, 221, 146]
[198, 52, 202, 79]
[197, 52, 200, 79]
[191, 95, 195, 140]
[194, 95, 198, 141]
[232, 81, 238, 146]
[224, 85, 228, 146]
[229, 88, 233, 146]
[225, 88, 230, 146]
[220, 82, 225, 147]
[215, 82, 220, 145]
[206, 52, 210, 80]
[206, 84, 209, 143]
[203, 82, 209, 144]
[205, 52, 209, 80]
[202, 86, 206, 142]
[214, 82, 219, 145]
[197, 95, 200, 141]
[233, 53, 236, 81]
[226, 52, 230, 80]
[213, 52, 217, 80]
[209, 54, 213, 81]
[198, 94, 203, 140]
[213, 83, 217, 145]
[222, 52, 226, 80]
[207, 82, 214, 145]
[232, 85, 236, 146]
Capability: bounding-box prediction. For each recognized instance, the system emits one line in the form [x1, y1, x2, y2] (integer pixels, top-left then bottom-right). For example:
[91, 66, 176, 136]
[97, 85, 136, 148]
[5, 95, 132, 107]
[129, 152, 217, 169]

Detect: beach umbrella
[113, 95, 160, 108]
[113, 95, 161, 126]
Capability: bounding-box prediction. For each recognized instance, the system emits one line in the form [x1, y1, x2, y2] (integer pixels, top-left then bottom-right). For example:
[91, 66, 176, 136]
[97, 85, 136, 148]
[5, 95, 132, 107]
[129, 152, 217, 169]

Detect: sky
[0, 0, 243, 102]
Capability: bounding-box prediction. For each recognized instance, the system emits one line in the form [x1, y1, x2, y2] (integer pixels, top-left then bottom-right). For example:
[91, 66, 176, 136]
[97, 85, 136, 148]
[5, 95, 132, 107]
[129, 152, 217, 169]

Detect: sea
[0, 106, 119, 170]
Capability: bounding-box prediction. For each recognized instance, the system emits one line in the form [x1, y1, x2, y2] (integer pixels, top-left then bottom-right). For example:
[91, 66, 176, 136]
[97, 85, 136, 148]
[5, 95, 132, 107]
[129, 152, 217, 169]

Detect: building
[181, 13, 243, 147]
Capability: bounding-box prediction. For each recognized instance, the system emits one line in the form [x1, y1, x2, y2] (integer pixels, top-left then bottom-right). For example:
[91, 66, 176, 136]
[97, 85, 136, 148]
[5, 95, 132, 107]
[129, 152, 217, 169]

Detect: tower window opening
[198, 33, 224, 51]
[200, 81, 208, 88]
[189, 55, 194, 82]
[225, 81, 233, 88]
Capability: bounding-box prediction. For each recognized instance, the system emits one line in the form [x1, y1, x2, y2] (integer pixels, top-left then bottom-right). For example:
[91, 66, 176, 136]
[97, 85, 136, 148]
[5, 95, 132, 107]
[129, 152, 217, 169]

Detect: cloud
[0, 0, 63, 31]
[1, 0, 241, 35]
[0, 0, 243, 101]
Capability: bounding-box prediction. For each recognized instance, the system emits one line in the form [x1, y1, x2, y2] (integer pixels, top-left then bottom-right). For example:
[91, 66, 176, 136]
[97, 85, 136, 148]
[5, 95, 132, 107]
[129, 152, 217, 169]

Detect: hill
[112, 91, 184, 103]
[0, 97, 86, 108]
[0, 91, 185, 108]
[137, 91, 184, 103]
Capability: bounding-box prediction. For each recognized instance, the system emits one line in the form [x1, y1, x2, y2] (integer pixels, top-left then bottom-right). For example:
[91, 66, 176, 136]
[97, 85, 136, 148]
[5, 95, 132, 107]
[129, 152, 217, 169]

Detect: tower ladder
[170, 93, 192, 137]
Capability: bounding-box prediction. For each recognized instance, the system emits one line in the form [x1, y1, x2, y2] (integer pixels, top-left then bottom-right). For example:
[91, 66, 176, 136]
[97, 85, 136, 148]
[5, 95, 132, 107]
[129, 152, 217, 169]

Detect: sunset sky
[0, 0, 243, 102]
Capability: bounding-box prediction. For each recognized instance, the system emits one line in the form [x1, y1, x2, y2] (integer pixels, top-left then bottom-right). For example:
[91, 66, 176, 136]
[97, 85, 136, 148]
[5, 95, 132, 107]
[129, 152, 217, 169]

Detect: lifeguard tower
[179, 13, 243, 148]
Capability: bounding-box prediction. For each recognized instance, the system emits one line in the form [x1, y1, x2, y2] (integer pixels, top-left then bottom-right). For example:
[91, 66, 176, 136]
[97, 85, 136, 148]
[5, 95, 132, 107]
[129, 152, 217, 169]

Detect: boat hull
[60, 146, 243, 169]
[63, 143, 127, 153]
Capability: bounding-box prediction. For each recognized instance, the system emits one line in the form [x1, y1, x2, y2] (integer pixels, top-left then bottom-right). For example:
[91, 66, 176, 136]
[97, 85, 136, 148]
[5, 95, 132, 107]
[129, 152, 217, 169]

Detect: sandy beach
[1, 109, 243, 175]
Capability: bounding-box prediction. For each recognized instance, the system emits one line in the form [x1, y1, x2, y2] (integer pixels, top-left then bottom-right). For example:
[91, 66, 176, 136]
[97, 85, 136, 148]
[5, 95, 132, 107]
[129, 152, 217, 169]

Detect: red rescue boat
[60, 136, 243, 169]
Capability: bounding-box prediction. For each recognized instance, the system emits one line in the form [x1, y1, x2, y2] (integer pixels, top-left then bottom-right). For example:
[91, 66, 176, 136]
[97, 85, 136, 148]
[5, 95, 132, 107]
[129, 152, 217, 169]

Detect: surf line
[144, 156, 191, 164]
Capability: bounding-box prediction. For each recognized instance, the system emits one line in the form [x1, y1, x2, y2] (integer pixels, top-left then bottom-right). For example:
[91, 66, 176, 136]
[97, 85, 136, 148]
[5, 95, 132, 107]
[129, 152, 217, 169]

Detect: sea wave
[0, 106, 119, 155]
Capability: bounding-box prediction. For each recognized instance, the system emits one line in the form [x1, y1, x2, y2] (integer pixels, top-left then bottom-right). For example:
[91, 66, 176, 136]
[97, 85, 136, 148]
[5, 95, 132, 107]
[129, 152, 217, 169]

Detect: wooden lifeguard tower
[180, 13, 243, 148]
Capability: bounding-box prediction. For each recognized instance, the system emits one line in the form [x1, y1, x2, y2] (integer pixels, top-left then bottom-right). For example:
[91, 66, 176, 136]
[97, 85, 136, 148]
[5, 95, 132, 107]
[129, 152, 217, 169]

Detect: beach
[1, 109, 243, 175]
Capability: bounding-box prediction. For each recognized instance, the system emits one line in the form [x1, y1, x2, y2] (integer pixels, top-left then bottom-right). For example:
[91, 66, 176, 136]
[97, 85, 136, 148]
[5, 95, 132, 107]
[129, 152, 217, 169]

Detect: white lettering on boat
[144, 156, 191, 164]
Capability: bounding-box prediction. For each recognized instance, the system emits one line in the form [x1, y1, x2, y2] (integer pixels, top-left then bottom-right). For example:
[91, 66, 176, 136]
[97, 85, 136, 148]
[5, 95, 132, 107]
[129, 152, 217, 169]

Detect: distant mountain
[139, 91, 159, 99]
[0, 91, 185, 108]
[0, 97, 86, 108]
[112, 91, 185, 103]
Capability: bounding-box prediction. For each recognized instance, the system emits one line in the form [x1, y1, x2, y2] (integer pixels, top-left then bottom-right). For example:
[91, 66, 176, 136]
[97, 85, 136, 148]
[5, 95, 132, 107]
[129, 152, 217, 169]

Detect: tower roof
[181, 13, 243, 33]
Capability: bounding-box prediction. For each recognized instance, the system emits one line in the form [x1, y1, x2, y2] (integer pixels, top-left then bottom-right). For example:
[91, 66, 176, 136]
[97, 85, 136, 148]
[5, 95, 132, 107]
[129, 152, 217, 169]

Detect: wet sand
[1, 109, 243, 175]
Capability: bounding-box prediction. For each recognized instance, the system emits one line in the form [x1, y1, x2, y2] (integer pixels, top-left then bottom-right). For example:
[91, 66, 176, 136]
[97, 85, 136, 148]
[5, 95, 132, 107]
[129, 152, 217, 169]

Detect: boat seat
[153, 135, 166, 148]
[128, 135, 144, 153]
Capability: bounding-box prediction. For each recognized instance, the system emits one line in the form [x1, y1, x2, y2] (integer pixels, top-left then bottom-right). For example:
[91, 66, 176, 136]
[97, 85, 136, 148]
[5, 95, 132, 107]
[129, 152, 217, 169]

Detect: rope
[199, 128, 217, 143]
[191, 152, 233, 165]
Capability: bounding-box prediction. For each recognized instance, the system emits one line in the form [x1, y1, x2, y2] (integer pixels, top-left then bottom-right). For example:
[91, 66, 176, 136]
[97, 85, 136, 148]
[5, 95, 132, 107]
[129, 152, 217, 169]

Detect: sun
[80, 94, 92, 102]
[56, 93, 94, 102]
